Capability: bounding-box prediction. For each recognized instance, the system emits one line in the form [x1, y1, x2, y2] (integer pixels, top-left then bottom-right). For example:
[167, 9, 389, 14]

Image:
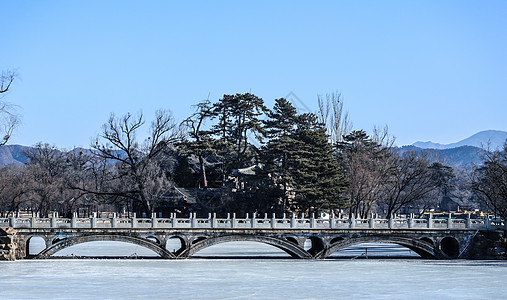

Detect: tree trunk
[199, 155, 208, 189]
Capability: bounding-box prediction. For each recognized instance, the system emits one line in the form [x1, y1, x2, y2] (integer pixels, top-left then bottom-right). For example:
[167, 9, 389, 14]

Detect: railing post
[112, 213, 117, 228]
[310, 213, 315, 229]
[171, 213, 177, 228]
[71, 212, 77, 228]
[91, 212, 97, 229]
[231, 213, 236, 229]
[251, 213, 256, 229]
[427, 213, 433, 229]
[271, 213, 276, 229]
[408, 214, 414, 229]
[486, 214, 491, 230]
[31, 215, 37, 228]
[191, 213, 196, 228]
[151, 213, 158, 228]
[466, 213, 472, 229]
[212, 213, 217, 228]
[9, 216, 15, 228]
[330, 213, 335, 229]
[447, 213, 452, 229]
[349, 215, 355, 229]
[388, 215, 394, 229]
[51, 212, 58, 228]
[291, 213, 296, 229]
[369, 214, 375, 229]
[131, 213, 137, 228]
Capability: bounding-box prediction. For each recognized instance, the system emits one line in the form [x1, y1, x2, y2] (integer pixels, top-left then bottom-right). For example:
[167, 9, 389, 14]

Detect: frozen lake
[2, 241, 507, 299]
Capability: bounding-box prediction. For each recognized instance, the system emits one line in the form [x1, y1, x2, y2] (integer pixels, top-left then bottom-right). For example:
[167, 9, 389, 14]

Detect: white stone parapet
[0, 214, 504, 230]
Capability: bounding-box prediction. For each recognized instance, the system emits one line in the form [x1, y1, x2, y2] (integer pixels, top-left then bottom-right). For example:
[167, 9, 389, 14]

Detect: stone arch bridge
[1, 213, 505, 260]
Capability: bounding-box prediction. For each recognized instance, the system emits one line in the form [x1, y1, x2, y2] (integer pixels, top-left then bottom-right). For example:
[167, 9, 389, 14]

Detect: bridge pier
[0, 228, 17, 260]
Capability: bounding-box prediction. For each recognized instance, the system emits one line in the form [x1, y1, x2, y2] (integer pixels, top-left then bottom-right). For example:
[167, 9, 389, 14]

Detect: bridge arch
[440, 237, 460, 258]
[286, 236, 299, 245]
[182, 235, 312, 259]
[142, 235, 162, 245]
[37, 234, 176, 259]
[319, 235, 444, 259]
[51, 233, 70, 245]
[166, 235, 188, 255]
[304, 236, 325, 256]
[26, 235, 48, 256]
[420, 237, 435, 246]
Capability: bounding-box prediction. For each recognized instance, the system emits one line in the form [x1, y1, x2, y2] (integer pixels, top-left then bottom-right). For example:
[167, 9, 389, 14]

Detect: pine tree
[181, 100, 215, 189]
[211, 93, 266, 184]
[290, 114, 347, 212]
[262, 101, 347, 213]
[261, 98, 300, 210]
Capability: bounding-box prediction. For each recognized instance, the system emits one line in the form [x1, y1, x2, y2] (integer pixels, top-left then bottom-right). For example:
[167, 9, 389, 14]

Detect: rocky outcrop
[0, 227, 17, 261]
[469, 230, 506, 260]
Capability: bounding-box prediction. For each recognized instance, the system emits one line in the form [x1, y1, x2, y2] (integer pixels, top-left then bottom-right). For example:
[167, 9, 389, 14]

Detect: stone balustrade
[1, 212, 505, 230]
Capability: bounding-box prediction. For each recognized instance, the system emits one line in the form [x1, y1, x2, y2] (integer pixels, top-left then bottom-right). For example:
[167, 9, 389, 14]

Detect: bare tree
[0, 70, 19, 145]
[381, 152, 439, 217]
[372, 125, 396, 149]
[90, 110, 182, 214]
[23, 143, 67, 217]
[0, 71, 15, 94]
[472, 141, 507, 219]
[0, 167, 28, 217]
[337, 130, 396, 218]
[317, 92, 352, 144]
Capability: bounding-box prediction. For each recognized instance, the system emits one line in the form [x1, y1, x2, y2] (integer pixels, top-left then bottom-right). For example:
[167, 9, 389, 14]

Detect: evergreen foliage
[262, 100, 347, 213]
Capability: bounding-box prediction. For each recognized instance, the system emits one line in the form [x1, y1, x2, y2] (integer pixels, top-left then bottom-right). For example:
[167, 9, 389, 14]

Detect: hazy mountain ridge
[1, 130, 505, 168]
[0, 145, 130, 167]
[0, 145, 32, 167]
[413, 130, 507, 150]
[398, 145, 484, 169]
[0, 144, 485, 170]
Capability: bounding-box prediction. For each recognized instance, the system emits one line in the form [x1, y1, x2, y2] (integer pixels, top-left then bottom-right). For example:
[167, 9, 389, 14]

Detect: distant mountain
[1, 130, 502, 170]
[0, 145, 130, 167]
[0, 145, 31, 167]
[398, 145, 484, 169]
[413, 130, 507, 150]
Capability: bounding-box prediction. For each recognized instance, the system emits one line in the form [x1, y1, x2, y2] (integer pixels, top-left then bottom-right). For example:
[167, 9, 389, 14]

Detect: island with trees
[0, 73, 505, 222]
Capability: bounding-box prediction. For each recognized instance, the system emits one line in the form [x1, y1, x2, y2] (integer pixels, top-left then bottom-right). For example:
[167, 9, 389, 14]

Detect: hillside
[0, 145, 31, 167]
[398, 145, 484, 169]
[2, 129, 503, 169]
[413, 130, 507, 150]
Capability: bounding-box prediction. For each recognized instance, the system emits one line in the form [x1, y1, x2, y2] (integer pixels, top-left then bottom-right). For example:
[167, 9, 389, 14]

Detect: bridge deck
[2, 214, 505, 261]
[2, 213, 505, 230]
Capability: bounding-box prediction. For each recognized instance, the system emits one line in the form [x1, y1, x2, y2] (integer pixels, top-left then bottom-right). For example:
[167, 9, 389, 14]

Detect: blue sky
[1, 0, 506, 148]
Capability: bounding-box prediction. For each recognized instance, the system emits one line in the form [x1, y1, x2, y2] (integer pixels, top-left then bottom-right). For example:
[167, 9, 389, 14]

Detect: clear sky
[1, 0, 506, 149]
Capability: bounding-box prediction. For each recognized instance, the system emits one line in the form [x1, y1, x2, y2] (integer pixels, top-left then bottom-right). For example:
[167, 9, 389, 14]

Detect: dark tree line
[0, 90, 504, 219]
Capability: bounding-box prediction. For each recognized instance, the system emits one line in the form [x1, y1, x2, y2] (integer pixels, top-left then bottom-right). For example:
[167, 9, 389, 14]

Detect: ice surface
[3, 241, 507, 299]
